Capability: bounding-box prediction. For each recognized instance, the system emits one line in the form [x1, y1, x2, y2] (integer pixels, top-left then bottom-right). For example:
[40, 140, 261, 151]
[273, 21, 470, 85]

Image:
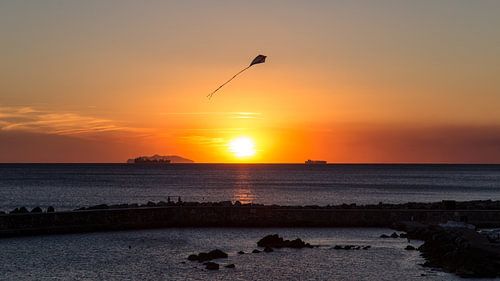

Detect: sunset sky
[1, 0, 499, 163]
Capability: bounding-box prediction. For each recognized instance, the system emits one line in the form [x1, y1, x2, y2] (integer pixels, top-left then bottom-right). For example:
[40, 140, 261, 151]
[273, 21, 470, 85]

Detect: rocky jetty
[257, 234, 313, 249]
[2, 200, 500, 238]
[400, 223, 500, 278]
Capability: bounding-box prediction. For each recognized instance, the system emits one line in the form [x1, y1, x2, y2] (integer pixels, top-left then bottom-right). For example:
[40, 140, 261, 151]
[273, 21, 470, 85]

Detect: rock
[380, 234, 390, 238]
[362, 246, 371, 250]
[288, 238, 312, 248]
[225, 264, 235, 268]
[405, 245, 416, 250]
[205, 262, 219, 270]
[47, 206, 55, 213]
[390, 232, 399, 238]
[252, 249, 261, 254]
[188, 249, 228, 262]
[333, 245, 343, 250]
[257, 234, 313, 249]
[31, 207, 43, 213]
[207, 249, 228, 259]
[237, 251, 245, 255]
[257, 234, 284, 248]
[399, 232, 408, 238]
[264, 246, 274, 252]
[405, 224, 500, 278]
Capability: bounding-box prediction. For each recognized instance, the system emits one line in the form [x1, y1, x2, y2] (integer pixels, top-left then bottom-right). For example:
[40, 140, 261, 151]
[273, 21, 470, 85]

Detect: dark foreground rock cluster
[187, 249, 231, 270]
[401, 223, 500, 278]
[257, 234, 313, 249]
[187, 249, 228, 262]
[186, 235, 314, 270]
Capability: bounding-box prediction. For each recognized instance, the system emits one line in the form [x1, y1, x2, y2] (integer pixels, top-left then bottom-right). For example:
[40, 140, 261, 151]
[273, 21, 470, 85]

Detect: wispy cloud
[180, 135, 227, 147]
[159, 111, 262, 119]
[0, 106, 145, 138]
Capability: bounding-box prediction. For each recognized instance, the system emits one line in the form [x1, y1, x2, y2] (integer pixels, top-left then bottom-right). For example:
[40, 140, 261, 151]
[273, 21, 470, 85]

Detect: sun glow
[228, 137, 256, 158]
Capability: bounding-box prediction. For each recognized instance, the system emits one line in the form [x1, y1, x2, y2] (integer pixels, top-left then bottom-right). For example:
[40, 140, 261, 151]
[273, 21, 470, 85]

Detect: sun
[228, 137, 256, 158]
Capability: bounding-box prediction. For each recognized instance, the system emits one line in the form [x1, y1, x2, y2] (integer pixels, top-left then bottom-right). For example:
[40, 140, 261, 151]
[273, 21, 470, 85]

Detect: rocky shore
[398, 222, 500, 278]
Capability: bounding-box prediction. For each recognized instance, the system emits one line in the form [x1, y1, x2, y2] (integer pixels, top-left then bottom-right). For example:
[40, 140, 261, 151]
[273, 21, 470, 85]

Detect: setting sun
[228, 137, 256, 158]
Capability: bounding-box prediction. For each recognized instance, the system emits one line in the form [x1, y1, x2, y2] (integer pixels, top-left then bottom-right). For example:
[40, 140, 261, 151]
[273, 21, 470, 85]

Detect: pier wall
[1, 206, 500, 237]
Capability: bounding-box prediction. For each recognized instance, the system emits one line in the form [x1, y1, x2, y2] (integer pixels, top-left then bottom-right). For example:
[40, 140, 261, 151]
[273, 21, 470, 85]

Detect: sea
[1, 164, 499, 280]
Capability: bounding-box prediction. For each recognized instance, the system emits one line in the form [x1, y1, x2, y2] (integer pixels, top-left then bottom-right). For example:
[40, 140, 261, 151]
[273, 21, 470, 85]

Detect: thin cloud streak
[159, 111, 262, 119]
[0, 106, 146, 138]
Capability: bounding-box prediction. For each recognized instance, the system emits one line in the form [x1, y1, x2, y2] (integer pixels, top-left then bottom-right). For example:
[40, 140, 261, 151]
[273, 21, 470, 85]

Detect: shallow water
[1, 164, 500, 211]
[1, 227, 497, 281]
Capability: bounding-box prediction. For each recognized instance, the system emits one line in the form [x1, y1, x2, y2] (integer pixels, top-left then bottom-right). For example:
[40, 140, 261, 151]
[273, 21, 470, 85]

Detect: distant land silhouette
[127, 154, 194, 164]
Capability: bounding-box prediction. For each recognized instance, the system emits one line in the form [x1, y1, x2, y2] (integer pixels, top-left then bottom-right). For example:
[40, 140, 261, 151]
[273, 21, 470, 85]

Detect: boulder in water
[187, 249, 228, 262]
[205, 262, 219, 270]
[257, 234, 313, 249]
[405, 245, 416, 251]
[264, 246, 274, 252]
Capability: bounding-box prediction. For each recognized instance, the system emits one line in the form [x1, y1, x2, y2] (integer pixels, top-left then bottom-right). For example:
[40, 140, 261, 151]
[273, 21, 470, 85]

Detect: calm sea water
[0, 164, 499, 211]
[1, 227, 493, 281]
[2, 164, 500, 280]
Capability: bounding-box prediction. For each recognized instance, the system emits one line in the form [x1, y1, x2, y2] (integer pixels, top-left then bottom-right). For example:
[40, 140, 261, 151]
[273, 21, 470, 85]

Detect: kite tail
[207, 65, 251, 99]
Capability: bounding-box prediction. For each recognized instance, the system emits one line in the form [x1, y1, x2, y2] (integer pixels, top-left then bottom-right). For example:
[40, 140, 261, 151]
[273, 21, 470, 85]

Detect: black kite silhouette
[207, 54, 267, 99]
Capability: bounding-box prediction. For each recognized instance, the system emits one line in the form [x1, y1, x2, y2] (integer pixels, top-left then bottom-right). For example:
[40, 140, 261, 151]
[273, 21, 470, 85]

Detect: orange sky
[1, 1, 499, 163]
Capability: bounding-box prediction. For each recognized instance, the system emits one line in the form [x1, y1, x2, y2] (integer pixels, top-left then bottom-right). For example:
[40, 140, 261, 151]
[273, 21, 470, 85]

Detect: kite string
[207, 65, 251, 99]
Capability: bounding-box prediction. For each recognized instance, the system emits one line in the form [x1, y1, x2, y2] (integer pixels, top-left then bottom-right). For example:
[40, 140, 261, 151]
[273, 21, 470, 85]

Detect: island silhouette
[127, 154, 194, 164]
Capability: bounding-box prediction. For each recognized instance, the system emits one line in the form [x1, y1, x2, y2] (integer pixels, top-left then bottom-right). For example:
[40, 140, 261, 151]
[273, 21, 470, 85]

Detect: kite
[207, 54, 267, 99]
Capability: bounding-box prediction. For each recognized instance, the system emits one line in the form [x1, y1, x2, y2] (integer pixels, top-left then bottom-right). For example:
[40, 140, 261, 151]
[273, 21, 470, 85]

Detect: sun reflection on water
[232, 166, 256, 204]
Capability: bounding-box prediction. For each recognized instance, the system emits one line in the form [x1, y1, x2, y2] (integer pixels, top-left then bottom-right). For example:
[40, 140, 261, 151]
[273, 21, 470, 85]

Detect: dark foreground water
[1, 227, 496, 281]
[1, 164, 499, 211]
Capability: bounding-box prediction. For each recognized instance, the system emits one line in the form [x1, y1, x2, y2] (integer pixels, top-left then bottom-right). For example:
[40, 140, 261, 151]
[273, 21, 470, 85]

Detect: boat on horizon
[305, 159, 327, 165]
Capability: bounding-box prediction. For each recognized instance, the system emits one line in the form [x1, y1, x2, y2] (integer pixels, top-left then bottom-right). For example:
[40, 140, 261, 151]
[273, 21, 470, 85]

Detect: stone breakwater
[1, 200, 500, 237]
